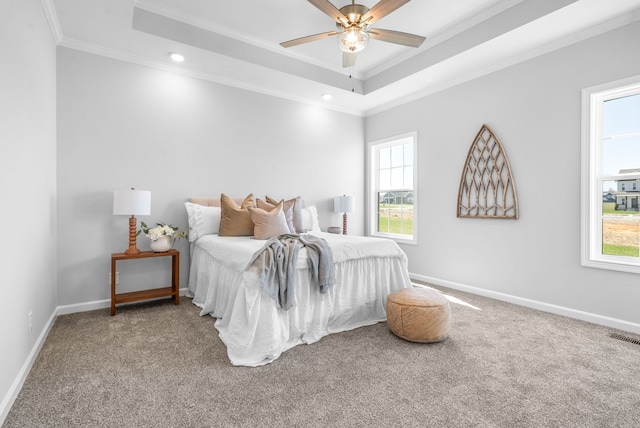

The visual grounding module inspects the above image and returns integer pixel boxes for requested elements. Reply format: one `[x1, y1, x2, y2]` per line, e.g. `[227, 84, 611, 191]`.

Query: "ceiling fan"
[280, 0, 426, 68]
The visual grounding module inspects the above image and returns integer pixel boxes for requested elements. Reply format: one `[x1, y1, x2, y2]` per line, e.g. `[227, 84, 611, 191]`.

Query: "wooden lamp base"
[124, 215, 141, 255]
[342, 213, 348, 235]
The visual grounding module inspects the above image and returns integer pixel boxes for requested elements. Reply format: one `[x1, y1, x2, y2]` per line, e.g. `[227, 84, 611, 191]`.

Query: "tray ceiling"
[49, 0, 640, 115]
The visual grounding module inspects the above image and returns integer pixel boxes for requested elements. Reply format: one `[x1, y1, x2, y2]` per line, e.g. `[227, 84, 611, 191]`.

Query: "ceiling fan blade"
[342, 52, 357, 68]
[280, 31, 339, 48]
[308, 0, 349, 25]
[361, 0, 411, 26]
[368, 28, 425, 47]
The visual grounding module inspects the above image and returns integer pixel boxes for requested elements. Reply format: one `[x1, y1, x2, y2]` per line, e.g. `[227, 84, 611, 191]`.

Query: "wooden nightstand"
[110, 250, 180, 316]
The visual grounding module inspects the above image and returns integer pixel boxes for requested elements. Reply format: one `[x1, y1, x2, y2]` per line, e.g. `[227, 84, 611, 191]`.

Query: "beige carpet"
[4, 284, 640, 427]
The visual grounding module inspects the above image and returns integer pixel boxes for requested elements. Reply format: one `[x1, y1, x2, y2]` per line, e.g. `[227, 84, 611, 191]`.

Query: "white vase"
[150, 235, 172, 252]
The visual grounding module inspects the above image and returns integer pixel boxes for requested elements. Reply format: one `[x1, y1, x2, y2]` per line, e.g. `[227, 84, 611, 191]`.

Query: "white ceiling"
[48, 0, 640, 116]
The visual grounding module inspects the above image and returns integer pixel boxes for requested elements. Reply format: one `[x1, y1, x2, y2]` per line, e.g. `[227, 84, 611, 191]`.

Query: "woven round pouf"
[386, 287, 451, 343]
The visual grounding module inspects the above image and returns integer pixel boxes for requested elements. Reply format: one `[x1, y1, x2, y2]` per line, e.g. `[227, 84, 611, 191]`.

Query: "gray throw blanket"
[246, 234, 335, 310]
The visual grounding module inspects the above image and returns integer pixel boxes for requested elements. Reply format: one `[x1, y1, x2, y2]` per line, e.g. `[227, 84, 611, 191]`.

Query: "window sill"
[370, 232, 417, 246]
[581, 258, 640, 275]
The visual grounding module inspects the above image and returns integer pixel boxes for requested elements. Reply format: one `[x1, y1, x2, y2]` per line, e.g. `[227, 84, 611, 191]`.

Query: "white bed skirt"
[187, 237, 411, 366]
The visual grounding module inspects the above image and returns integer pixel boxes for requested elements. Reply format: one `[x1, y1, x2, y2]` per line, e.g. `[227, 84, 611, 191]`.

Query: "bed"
[185, 195, 412, 366]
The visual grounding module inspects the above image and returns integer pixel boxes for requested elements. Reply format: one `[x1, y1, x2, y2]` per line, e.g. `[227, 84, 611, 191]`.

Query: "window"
[582, 76, 640, 273]
[367, 132, 417, 244]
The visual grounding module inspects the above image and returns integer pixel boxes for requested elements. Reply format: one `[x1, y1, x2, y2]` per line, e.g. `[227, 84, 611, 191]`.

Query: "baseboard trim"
[0, 308, 57, 425]
[410, 273, 640, 335]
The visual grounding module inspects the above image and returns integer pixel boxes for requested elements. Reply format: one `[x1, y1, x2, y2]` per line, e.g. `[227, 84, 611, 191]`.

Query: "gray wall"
[366, 22, 640, 329]
[56, 47, 365, 306]
[0, 0, 57, 418]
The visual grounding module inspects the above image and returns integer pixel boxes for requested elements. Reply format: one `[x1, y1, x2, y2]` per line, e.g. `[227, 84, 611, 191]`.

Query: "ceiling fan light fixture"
[338, 27, 369, 53]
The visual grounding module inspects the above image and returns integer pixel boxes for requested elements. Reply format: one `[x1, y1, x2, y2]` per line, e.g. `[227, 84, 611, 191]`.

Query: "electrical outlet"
[28, 310, 33, 335]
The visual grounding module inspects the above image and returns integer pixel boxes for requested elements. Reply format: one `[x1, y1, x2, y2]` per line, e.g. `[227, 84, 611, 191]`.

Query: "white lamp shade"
[113, 189, 151, 216]
[334, 195, 355, 213]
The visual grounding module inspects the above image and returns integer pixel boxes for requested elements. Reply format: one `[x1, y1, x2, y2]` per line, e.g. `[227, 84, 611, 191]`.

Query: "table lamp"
[334, 195, 354, 235]
[113, 188, 151, 254]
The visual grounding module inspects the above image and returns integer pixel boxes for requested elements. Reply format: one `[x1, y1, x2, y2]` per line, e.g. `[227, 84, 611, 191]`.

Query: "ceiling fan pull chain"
[350, 66, 355, 92]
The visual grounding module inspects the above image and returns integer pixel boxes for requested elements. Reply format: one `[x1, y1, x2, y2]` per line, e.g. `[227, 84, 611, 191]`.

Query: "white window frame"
[581, 75, 640, 274]
[367, 131, 418, 245]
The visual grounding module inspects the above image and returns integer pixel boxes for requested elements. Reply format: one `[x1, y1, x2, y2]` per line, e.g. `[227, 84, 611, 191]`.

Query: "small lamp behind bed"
[113, 188, 151, 255]
[334, 195, 354, 235]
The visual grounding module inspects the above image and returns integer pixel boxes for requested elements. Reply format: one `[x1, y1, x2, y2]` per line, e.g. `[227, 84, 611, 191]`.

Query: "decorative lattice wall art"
[457, 124, 519, 219]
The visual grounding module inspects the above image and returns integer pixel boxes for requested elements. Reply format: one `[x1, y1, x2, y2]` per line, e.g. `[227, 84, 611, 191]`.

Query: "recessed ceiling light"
[169, 52, 185, 62]
[322, 93, 332, 100]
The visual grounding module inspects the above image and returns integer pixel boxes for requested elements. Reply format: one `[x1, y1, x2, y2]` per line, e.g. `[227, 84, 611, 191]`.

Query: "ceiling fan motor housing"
[336, 4, 369, 29]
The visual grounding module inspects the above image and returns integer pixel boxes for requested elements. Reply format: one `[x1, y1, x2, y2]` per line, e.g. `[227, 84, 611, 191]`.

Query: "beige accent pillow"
[219, 193, 255, 236]
[257, 198, 296, 234]
[266, 195, 303, 233]
[250, 200, 290, 240]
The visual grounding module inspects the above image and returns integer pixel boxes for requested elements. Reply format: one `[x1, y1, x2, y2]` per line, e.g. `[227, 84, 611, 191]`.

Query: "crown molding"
[40, 0, 63, 43]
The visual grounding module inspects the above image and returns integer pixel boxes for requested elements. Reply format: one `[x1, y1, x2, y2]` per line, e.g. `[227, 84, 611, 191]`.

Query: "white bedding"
[187, 231, 412, 366]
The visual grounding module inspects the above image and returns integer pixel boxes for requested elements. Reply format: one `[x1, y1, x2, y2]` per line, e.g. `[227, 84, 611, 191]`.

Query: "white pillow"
[184, 202, 222, 242]
[301, 205, 321, 232]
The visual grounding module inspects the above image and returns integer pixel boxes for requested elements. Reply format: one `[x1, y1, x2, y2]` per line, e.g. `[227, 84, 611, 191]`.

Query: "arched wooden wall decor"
[457, 124, 519, 219]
